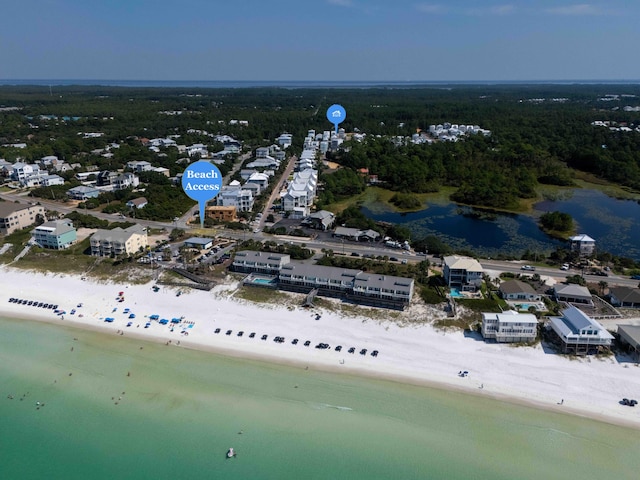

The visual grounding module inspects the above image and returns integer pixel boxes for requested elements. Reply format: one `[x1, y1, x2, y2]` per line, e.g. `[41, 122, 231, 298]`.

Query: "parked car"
[560, 263, 570, 271]
[631, 275, 640, 280]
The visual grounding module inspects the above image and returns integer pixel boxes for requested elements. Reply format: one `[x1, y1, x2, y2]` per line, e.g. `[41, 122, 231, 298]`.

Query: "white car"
[521, 265, 536, 271]
[560, 264, 570, 271]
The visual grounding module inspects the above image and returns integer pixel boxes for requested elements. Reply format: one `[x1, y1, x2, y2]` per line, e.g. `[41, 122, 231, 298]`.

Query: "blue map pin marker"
[181, 161, 223, 228]
[326, 104, 346, 133]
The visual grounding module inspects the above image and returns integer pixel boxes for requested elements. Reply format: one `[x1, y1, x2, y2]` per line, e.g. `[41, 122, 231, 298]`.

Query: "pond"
[360, 189, 640, 260]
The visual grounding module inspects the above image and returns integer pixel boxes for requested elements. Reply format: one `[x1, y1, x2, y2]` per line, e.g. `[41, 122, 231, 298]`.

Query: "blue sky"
[2, 1, 638, 81]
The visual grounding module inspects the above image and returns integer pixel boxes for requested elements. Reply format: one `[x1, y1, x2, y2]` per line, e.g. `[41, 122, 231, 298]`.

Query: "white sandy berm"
[2, 266, 640, 429]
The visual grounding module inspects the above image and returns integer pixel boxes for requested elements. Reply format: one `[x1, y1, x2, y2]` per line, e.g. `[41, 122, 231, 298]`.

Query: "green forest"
[1, 84, 640, 258]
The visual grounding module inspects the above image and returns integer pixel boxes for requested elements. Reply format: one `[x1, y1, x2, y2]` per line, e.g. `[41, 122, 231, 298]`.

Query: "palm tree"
[598, 280, 608, 296]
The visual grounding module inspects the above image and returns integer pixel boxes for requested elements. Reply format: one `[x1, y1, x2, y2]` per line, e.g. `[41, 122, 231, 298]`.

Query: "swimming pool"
[252, 278, 275, 285]
[449, 288, 464, 298]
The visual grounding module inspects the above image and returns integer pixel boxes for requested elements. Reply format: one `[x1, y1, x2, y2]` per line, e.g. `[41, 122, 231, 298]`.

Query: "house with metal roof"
[67, 185, 100, 200]
[569, 234, 596, 256]
[548, 306, 613, 354]
[609, 286, 640, 308]
[183, 237, 214, 250]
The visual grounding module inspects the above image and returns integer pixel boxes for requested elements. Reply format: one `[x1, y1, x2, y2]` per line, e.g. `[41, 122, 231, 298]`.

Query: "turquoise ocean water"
[2, 315, 639, 480]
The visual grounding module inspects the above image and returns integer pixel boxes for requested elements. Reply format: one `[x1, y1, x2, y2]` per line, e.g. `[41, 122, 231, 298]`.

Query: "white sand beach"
[2, 266, 640, 429]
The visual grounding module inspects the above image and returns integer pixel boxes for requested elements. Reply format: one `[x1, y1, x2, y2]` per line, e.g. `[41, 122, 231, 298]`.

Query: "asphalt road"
[2, 190, 639, 287]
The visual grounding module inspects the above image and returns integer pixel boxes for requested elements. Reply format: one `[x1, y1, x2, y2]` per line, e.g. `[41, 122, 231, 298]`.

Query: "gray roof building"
[609, 287, 640, 308]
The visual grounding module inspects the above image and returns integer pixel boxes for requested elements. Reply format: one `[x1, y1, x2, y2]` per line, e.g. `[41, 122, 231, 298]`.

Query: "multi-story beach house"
[90, 224, 148, 257]
[442, 255, 484, 292]
[569, 234, 596, 257]
[0, 203, 45, 235]
[548, 306, 613, 354]
[216, 184, 254, 212]
[481, 310, 538, 343]
[32, 218, 77, 250]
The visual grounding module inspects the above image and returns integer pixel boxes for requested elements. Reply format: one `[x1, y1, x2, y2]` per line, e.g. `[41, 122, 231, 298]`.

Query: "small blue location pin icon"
[181, 161, 223, 228]
[326, 104, 346, 133]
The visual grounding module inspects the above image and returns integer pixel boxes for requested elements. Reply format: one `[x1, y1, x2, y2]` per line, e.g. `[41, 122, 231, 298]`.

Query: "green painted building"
[32, 219, 77, 250]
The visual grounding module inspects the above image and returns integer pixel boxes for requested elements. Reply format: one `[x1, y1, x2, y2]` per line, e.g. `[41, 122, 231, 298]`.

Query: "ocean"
[2, 315, 639, 480]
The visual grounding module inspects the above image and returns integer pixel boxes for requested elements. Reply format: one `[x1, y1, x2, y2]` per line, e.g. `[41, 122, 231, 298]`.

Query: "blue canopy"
[149, 314, 160, 320]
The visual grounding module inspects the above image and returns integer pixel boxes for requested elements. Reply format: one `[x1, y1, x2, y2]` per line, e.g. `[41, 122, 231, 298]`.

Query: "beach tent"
[129, 314, 136, 319]
[105, 317, 115, 323]
[149, 314, 160, 320]
[159, 319, 169, 325]
[171, 318, 181, 324]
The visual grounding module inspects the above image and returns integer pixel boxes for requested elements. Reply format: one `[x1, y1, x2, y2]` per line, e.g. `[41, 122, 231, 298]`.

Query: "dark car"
[348, 347, 355, 354]
[350, 252, 360, 257]
[214, 328, 221, 333]
[335, 345, 342, 352]
[631, 275, 640, 280]
[292, 338, 299, 345]
[249, 332, 256, 338]
[594, 271, 608, 277]
[261, 334, 268, 340]
[304, 340, 311, 346]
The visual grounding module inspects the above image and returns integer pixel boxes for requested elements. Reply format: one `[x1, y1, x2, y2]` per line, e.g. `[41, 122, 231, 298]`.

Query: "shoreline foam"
[2, 266, 640, 430]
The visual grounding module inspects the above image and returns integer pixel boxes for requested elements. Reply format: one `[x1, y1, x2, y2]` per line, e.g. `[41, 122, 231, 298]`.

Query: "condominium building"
[90, 224, 148, 257]
[0, 203, 45, 235]
[231, 251, 414, 309]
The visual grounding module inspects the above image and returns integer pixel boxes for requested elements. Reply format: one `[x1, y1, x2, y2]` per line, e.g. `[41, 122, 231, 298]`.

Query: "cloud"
[464, 4, 515, 16]
[490, 4, 515, 15]
[327, 0, 354, 7]
[415, 4, 446, 14]
[416, 4, 515, 16]
[545, 4, 600, 15]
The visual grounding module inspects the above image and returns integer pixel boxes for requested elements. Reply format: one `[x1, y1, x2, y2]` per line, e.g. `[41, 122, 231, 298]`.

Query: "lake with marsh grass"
[361, 189, 640, 260]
